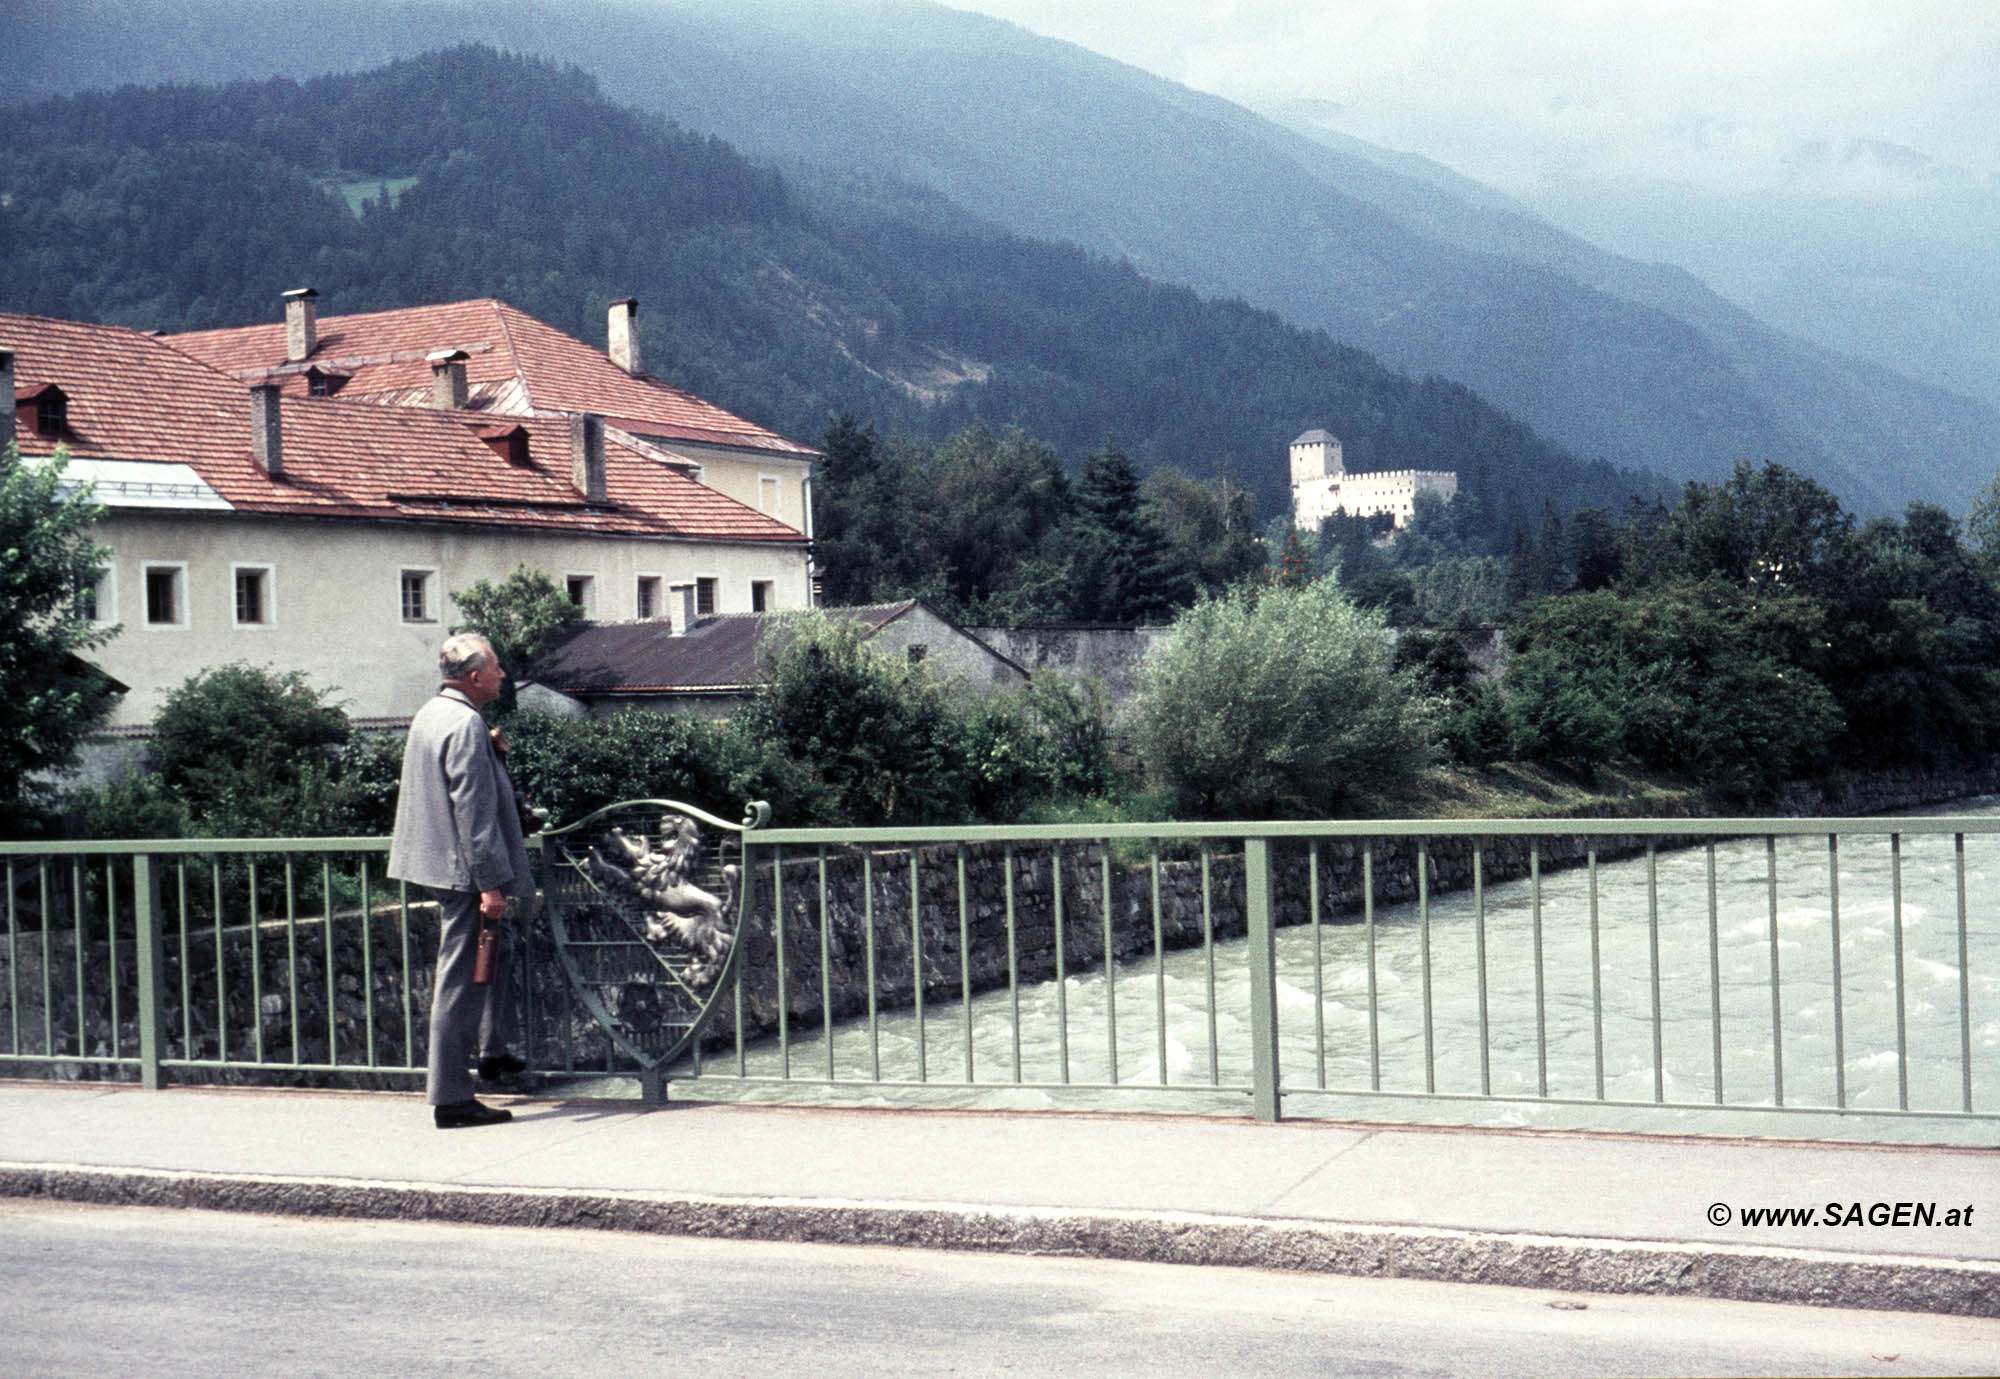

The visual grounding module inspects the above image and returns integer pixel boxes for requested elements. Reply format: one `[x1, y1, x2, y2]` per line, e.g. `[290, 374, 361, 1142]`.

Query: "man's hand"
[479, 888, 507, 920]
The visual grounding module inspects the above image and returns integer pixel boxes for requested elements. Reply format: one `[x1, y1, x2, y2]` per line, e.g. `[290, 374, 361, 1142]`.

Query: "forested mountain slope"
[3, 0, 1992, 514]
[0, 47, 1643, 527]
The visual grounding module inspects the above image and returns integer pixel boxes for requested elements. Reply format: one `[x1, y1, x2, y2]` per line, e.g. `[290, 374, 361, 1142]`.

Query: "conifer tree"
[1069, 439, 1192, 621]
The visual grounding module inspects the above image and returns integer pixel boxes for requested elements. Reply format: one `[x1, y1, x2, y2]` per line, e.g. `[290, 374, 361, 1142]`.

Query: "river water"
[685, 803, 2000, 1143]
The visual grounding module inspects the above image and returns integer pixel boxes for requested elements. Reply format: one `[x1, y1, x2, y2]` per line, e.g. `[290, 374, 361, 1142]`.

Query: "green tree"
[1131, 582, 1435, 818]
[0, 444, 120, 829]
[1503, 580, 1841, 798]
[904, 424, 1076, 622]
[450, 565, 582, 714]
[499, 710, 750, 828]
[812, 410, 915, 606]
[1814, 505, 2000, 768]
[1964, 472, 2000, 568]
[1066, 438, 1192, 622]
[1319, 509, 1391, 584]
[1633, 461, 1852, 593]
[733, 613, 971, 825]
[148, 662, 366, 835]
[962, 673, 1120, 818]
[1140, 463, 1265, 596]
[1406, 556, 1508, 627]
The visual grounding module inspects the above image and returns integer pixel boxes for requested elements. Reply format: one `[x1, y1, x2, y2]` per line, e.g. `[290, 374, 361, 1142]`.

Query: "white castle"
[1289, 429, 1457, 532]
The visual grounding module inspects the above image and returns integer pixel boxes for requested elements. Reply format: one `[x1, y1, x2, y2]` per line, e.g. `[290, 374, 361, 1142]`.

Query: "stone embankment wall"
[10, 761, 2000, 1083]
[705, 831, 1609, 1048]
[1, 895, 438, 1086]
[704, 760, 2000, 1048]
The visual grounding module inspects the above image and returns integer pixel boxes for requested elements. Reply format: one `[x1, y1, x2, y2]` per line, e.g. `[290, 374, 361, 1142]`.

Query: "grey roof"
[539, 600, 926, 695]
[1292, 428, 1338, 445]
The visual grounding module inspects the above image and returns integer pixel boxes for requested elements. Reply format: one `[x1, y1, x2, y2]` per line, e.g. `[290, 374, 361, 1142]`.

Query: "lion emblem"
[583, 813, 736, 986]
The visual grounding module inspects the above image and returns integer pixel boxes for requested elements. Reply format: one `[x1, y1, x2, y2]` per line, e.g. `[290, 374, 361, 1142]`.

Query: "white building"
[2, 302, 814, 730]
[1289, 428, 1457, 531]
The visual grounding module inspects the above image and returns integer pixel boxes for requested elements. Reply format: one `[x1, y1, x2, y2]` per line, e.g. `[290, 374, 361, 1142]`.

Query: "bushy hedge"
[498, 710, 749, 830]
[502, 615, 1125, 829]
[1500, 579, 1841, 799]
[65, 664, 402, 839]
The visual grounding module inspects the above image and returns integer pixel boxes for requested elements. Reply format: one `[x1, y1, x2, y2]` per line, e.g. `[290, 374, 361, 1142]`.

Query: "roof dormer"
[18, 381, 67, 438]
[304, 365, 350, 398]
[473, 421, 531, 467]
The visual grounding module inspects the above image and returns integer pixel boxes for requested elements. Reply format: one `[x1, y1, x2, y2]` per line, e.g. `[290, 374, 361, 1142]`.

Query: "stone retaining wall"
[10, 760, 2000, 1082]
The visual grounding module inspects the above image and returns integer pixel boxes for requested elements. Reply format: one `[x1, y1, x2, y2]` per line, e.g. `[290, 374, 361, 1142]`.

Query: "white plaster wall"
[864, 607, 1028, 697]
[646, 439, 814, 535]
[87, 510, 811, 726]
[1293, 470, 1458, 530]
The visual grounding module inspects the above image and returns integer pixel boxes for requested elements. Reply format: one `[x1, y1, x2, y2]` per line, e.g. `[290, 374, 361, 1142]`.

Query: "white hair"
[438, 633, 496, 681]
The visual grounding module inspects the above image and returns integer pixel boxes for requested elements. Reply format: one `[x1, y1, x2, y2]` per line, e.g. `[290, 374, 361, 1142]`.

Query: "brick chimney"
[427, 349, 469, 409]
[608, 298, 640, 374]
[570, 412, 607, 502]
[283, 288, 319, 362]
[672, 583, 697, 635]
[250, 382, 284, 476]
[0, 348, 14, 445]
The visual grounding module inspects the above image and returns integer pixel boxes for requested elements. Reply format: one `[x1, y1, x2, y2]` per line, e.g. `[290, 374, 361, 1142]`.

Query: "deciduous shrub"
[733, 613, 972, 826]
[498, 710, 749, 829]
[963, 673, 1121, 819]
[1130, 582, 1436, 818]
[65, 664, 397, 838]
[1502, 579, 1841, 799]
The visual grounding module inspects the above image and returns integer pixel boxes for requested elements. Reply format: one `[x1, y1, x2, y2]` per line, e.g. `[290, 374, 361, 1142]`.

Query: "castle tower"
[1289, 428, 1344, 485]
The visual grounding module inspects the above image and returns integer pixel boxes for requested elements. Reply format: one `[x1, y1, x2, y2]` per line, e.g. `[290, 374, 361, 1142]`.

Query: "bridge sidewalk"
[1, 1082, 1994, 1315]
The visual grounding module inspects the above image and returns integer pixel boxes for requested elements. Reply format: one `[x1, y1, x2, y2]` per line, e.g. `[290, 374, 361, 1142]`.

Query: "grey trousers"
[425, 887, 517, 1106]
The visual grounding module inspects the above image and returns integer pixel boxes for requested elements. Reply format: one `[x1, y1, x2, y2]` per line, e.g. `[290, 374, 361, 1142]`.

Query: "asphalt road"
[3, 1201, 1996, 1378]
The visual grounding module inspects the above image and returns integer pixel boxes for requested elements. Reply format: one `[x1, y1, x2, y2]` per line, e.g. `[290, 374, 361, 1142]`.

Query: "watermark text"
[1708, 1201, 1976, 1228]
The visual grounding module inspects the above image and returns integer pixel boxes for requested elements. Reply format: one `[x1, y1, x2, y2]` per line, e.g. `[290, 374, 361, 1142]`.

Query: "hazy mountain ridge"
[2, 0, 1993, 513]
[0, 46, 1643, 528]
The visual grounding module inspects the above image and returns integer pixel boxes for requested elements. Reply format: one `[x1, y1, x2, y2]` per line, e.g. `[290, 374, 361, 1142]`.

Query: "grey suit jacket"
[387, 687, 532, 897]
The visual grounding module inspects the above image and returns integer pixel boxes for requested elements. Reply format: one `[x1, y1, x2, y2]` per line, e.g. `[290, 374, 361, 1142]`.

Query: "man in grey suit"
[388, 632, 535, 1129]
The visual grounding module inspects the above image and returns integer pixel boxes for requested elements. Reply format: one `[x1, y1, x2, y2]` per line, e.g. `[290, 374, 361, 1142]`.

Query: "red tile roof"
[1, 310, 806, 544]
[168, 298, 817, 458]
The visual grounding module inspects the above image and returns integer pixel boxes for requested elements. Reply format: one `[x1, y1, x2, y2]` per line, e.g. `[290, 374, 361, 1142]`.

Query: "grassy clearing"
[323, 175, 419, 217]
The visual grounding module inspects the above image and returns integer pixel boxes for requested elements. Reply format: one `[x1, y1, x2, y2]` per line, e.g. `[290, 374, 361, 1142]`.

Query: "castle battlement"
[1293, 468, 1456, 485]
[1289, 428, 1457, 531]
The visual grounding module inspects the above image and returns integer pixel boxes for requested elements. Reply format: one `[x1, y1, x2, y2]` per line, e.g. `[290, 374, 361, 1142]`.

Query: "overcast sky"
[941, 0, 2000, 200]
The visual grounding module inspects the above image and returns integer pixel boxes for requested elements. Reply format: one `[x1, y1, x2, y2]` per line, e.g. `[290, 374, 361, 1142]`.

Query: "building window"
[751, 579, 772, 613]
[233, 565, 273, 627]
[695, 577, 717, 616]
[400, 569, 434, 623]
[636, 575, 661, 620]
[758, 474, 781, 518]
[78, 566, 114, 624]
[565, 574, 595, 617]
[907, 644, 928, 664]
[35, 390, 68, 437]
[305, 368, 346, 398]
[143, 564, 186, 628]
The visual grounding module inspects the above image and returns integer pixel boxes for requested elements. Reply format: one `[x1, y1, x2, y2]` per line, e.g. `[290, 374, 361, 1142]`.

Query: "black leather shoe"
[477, 1053, 527, 1081]
[434, 1098, 512, 1129]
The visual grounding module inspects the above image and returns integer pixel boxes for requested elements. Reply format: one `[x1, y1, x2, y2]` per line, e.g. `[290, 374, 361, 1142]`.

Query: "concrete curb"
[5, 1161, 1997, 1317]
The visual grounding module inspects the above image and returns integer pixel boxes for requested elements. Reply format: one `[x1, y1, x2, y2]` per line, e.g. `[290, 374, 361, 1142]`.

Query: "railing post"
[1244, 837, 1282, 1123]
[133, 854, 166, 1090]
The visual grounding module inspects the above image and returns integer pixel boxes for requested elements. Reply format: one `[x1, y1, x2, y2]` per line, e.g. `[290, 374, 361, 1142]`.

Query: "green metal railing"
[689, 815, 1998, 1132]
[1, 838, 413, 1087]
[3, 815, 1996, 1137]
